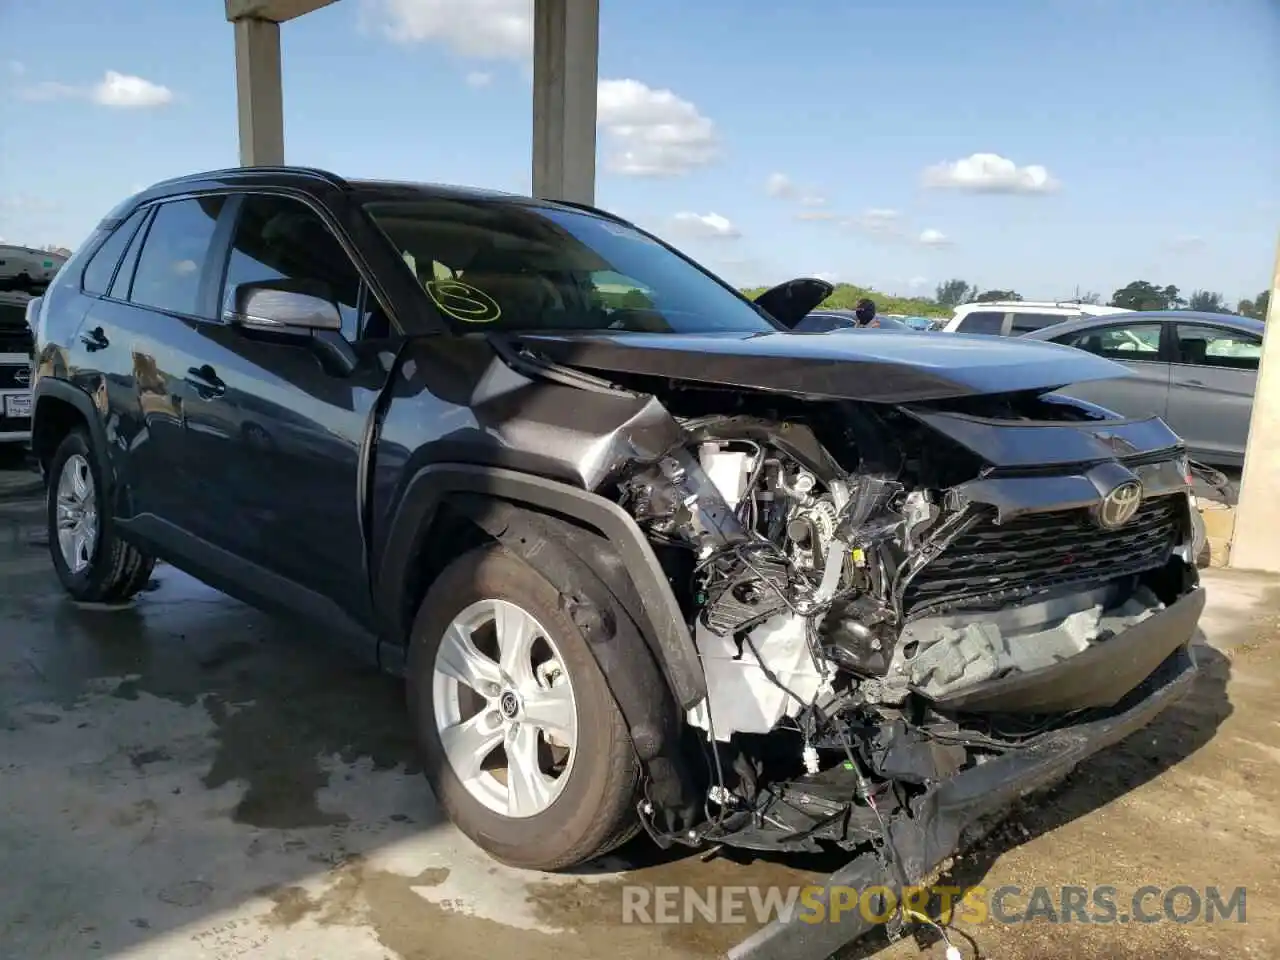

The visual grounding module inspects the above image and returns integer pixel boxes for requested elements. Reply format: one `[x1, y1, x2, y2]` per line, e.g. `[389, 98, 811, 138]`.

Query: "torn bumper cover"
[727, 589, 1203, 960]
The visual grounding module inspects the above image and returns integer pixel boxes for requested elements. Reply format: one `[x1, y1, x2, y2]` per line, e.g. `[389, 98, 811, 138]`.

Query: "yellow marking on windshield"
[424, 279, 502, 324]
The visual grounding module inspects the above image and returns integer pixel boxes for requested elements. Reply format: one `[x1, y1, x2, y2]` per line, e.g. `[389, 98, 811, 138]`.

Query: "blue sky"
[1, 0, 1277, 304]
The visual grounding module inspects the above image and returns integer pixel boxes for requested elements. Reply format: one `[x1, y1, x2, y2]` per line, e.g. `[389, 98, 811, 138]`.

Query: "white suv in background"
[0, 291, 35, 446]
[943, 300, 1130, 337]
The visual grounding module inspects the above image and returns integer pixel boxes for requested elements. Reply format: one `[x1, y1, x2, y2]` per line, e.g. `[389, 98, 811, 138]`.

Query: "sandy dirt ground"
[1, 463, 1276, 960]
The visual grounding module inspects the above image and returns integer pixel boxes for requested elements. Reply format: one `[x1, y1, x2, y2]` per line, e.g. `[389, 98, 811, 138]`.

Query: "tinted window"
[795, 313, 854, 332]
[130, 197, 226, 316]
[956, 311, 1005, 335]
[1174, 324, 1261, 371]
[364, 199, 774, 334]
[109, 208, 153, 301]
[1058, 322, 1163, 361]
[81, 210, 147, 296]
[1009, 312, 1066, 334]
[221, 194, 363, 338]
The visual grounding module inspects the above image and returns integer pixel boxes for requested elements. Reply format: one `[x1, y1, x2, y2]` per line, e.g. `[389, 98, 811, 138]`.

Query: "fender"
[374, 463, 707, 711]
[31, 376, 115, 499]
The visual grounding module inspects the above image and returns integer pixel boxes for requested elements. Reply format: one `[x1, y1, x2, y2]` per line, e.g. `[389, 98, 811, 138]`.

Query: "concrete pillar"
[1228, 234, 1280, 571]
[232, 17, 284, 166]
[532, 0, 599, 204]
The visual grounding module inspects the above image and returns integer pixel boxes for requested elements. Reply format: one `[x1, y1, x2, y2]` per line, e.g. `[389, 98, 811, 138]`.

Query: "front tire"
[47, 428, 155, 603]
[407, 544, 641, 870]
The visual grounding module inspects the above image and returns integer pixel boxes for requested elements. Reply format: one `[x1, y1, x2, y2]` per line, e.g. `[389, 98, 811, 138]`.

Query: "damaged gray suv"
[28, 167, 1205, 960]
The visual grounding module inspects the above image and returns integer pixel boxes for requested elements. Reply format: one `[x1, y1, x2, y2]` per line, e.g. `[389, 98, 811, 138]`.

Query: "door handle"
[185, 364, 226, 398]
[80, 326, 109, 352]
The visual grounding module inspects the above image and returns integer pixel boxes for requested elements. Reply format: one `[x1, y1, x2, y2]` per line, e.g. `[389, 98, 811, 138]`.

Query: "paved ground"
[1, 461, 1277, 960]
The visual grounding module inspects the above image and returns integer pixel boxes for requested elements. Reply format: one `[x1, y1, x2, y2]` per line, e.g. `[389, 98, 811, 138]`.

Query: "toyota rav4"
[28, 167, 1205, 960]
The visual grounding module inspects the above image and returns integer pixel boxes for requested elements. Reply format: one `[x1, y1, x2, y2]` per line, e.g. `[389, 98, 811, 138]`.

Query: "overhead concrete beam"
[532, 0, 599, 205]
[225, 0, 336, 22]
[232, 17, 285, 166]
[1228, 233, 1280, 572]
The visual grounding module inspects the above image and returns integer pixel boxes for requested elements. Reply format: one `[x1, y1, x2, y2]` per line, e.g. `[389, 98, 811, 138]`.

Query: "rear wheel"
[407, 544, 641, 870]
[46, 429, 155, 603]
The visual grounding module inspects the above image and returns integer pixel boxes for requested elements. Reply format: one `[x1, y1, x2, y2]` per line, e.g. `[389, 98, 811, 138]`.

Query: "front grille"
[904, 494, 1184, 616]
[0, 364, 31, 389]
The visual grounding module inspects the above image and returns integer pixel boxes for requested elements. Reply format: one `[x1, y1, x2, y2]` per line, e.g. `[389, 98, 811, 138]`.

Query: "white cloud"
[670, 211, 740, 240]
[767, 172, 825, 207]
[374, 0, 533, 59]
[466, 70, 494, 88]
[1168, 234, 1206, 252]
[907, 276, 930, 290]
[92, 71, 173, 108]
[919, 228, 951, 246]
[844, 208, 903, 236]
[597, 79, 718, 177]
[922, 152, 1059, 194]
[795, 211, 838, 222]
[766, 173, 795, 198]
[18, 71, 172, 108]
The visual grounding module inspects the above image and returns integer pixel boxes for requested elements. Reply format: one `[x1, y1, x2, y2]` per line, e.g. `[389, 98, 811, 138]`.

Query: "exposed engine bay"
[612, 400, 1200, 856]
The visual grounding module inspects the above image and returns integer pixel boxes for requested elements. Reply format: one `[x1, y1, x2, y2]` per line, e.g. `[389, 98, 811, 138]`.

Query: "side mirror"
[225, 279, 342, 334]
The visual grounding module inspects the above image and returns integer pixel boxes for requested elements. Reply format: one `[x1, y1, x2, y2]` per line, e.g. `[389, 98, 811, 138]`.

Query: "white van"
[0, 291, 35, 445]
[0, 244, 67, 290]
[942, 300, 1130, 337]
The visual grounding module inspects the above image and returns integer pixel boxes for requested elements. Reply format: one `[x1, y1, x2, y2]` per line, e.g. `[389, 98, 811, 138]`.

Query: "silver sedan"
[1021, 310, 1263, 467]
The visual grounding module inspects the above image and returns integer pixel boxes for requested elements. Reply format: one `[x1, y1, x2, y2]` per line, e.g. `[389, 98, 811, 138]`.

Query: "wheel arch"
[375, 464, 706, 713]
[32, 379, 110, 490]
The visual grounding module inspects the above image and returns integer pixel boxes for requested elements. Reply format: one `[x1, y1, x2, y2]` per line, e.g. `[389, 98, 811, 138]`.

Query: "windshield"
[363, 199, 776, 334]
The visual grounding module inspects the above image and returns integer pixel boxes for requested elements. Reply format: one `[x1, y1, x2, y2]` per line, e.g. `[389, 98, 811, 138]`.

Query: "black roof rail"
[144, 165, 350, 192]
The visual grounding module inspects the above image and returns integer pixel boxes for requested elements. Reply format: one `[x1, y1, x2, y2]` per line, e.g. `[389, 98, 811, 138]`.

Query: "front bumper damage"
[727, 590, 1203, 960]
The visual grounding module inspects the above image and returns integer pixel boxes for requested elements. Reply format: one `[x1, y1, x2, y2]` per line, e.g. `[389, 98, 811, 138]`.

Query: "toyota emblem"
[1095, 480, 1143, 529]
[14, 368, 31, 386]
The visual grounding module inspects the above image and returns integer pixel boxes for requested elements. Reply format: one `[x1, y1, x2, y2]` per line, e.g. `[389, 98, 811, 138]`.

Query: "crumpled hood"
[514, 329, 1132, 403]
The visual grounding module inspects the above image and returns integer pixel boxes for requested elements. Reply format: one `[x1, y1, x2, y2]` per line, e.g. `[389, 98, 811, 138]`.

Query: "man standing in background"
[854, 298, 880, 327]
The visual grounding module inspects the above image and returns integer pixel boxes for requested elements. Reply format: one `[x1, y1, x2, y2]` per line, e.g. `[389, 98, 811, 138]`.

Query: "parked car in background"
[900, 315, 934, 331]
[794, 309, 915, 332]
[0, 244, 67, 292]
[0, 291, 35, 446]
[1021, 310, 1263, 467]
[943, 300, 1130, 337]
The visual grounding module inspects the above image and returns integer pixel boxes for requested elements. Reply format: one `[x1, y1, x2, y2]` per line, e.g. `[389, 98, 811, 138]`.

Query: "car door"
[1047, 319, 1172, 421]
[75, 196, 229, 525]
[1164, 323, 1259, 465]
[178, 190, 393, 626]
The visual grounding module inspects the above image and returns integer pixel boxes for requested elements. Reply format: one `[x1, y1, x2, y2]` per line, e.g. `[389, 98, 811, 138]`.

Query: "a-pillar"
[1229, 234, 1280, 571]
[532, 0, 600, 204]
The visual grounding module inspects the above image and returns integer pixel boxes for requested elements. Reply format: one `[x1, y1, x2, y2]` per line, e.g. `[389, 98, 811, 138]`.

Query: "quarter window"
[1058, 323, 1163, 361]
[956, 311, 1005, 335]
[81, 209, 148, 296]
[130, 196, 226, 316]
[1174, 324, 1261, 371]
[221, 194, 363, 339]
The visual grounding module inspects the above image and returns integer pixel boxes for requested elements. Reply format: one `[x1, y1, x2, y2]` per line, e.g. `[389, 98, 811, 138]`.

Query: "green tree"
[935, 278, 972, 308]
[974, 289, 1021, 303]
[1187, 290, 1226, 313]
[1237, 290, 1271, 321]
[740, 282, 949, 318]
[1111, 280, 1179, 311]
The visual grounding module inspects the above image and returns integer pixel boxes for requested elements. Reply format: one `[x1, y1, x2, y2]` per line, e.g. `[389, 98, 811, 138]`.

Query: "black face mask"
[855, 308, 875, 324]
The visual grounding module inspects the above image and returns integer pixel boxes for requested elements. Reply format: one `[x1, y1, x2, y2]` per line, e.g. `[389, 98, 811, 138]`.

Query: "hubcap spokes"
[432, 598, 578, 819]
[55, 454, 97, 575]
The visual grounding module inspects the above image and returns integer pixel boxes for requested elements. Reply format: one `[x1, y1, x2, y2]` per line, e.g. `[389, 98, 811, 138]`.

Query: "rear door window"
[1008, 312, 1067, 334]
[81, 209, 148, 296]
[956, 311, 1005, 335]
[1057, 322, 1164, 361]
[1173, 324, 1261, 371]
[129, 196, 226, 317]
